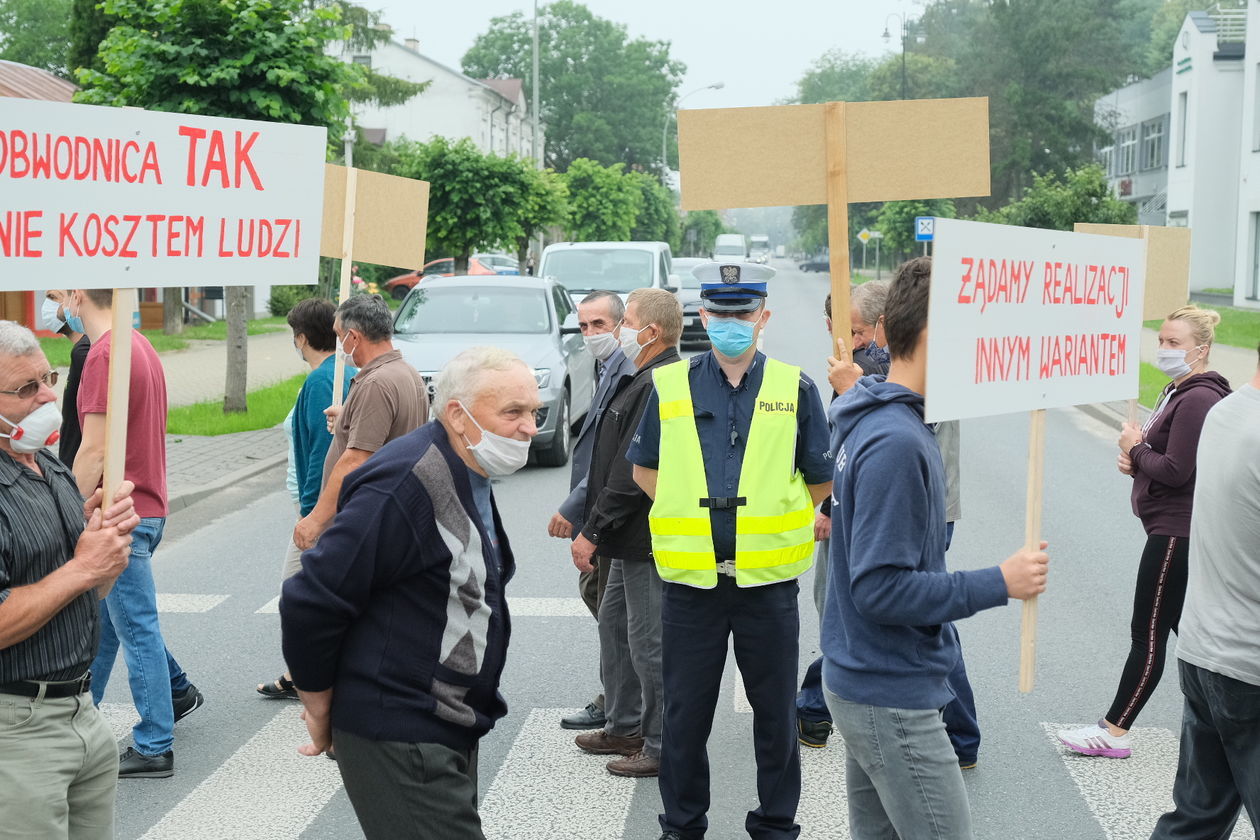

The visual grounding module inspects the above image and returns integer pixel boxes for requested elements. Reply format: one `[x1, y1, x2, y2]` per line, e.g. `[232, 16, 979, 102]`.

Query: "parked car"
[392, 275, 595, 467]
[799, 256, 830, 272]
[475, 253, 522, 275]
[712, 233, 748, 261]
[383, 255, 505, 300]
[671, 257, 712, 348]
[539, 241, 678, 306]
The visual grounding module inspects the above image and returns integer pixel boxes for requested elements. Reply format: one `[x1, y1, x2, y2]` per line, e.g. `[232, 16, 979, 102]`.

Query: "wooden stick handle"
[99, 287, 137, 599]
[1127, 398, 1138, 427]
[824, 102, 852, 357]
[331, 166, 358, 409]
[1019, 408, 1047, 693]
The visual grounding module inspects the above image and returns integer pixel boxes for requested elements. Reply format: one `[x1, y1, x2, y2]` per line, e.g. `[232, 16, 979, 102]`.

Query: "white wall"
[1096, 69, 1172, 224]
[1232, 8, 1260, 308]
[1167, 16, 1244, 293]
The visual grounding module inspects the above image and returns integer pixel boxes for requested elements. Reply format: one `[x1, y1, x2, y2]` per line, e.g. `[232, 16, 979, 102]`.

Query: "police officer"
[628, 263, 833, 840]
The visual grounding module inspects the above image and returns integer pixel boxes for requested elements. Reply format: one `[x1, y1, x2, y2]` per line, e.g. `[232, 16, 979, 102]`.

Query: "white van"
[712, 233, 748, 261]
[540, 241, 678, 304]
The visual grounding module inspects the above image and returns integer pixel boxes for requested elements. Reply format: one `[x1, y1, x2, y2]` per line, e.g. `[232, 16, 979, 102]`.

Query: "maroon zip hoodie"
[1130, 370, 1232, 537]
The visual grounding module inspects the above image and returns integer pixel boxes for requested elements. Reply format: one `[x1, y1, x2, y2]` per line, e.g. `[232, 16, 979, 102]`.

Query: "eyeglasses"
[0, 370, 58, 399]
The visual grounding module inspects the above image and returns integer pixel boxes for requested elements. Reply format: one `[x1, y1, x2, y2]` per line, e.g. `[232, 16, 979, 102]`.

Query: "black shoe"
[172, 684, 204, 723]
[798, 717, 832, 748]
[560, 702, 606, 730]
[118, 746, 174, 779]
[958, 757, 978, 770]
[658, 833, 684, 840]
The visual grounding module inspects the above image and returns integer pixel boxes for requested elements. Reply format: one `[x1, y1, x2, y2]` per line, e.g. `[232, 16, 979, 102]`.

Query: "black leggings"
[1106, 534, 1190, 729]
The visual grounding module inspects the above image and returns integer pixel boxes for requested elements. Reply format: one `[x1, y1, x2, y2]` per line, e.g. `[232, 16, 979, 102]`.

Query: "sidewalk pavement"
[166, 427, 289, 512]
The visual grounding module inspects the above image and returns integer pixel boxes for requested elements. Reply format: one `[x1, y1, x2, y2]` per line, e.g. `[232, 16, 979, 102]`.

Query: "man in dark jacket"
[281, 346, 541, 840]
[570, 288, 682, 778]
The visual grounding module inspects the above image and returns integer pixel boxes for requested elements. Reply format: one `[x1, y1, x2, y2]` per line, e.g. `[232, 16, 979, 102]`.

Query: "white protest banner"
[925, 218, 1147, 424]
[0, 98, 327, 290]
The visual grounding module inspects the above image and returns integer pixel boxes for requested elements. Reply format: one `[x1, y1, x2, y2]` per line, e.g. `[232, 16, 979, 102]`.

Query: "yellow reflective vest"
[647, 357, 815, 589]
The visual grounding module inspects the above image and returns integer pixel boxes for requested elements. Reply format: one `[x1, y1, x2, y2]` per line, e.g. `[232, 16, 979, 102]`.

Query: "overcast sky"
[369, 0, 919, 110]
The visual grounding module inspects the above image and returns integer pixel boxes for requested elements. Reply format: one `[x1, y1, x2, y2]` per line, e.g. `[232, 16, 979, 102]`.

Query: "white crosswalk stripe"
[798, 741, 849, 839]
[1043, 723, 1256, 840]
[155, 593, 229, 613]
[509, 597, 591, 617]
[479, 707, 639, 839]
[254, 595, 280, 614]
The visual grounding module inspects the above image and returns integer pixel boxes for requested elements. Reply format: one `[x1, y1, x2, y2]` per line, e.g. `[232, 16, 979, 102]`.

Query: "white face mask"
[0, 402, 62, 453]
[584, 330, 619, 362]
[41, 298, 65, 333]
[1155, 346, 1205, 379]
[618, 325, 655, 364]
[457, 401, 531, 476]
[336, 334, 357, 367]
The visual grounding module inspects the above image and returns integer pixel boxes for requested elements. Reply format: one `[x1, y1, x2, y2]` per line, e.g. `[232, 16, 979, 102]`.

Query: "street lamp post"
[662, 82, 724, 173]
[532, 0, 542, 169]
[883, 13, 909, 100]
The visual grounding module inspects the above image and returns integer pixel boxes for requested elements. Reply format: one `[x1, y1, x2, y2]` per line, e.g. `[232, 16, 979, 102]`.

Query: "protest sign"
[677, 98, 989, 359]
[925, 218, 1147, 424]
[0, 98, 327, 289]
[926, 217, 1147, 690]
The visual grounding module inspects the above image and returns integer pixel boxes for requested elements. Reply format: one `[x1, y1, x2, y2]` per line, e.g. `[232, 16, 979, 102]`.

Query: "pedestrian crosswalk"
[164, 594, 593, 617]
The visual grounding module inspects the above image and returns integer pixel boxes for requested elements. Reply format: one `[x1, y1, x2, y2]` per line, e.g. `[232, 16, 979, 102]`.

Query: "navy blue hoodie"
[822, 377, 1008, 710]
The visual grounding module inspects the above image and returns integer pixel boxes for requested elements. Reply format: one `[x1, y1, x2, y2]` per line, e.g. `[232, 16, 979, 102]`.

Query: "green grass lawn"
[42, 317, 290, 364]
[38, 337, 74, 368]
[1144, 304, 1260, 350]
[1139, 362, 1168, 408]
[166, 374, 306, 436]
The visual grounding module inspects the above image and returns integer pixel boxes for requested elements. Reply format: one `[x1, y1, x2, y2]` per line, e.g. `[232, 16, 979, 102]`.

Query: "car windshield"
[672, 260, 706, 288]
[394, 286, 551, 334]
[544, 248, 654, 294]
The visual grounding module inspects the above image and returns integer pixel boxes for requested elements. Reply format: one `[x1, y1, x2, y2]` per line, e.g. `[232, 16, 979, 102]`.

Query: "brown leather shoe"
[575, 730, 644, 756]
[607, 750, 660, 778]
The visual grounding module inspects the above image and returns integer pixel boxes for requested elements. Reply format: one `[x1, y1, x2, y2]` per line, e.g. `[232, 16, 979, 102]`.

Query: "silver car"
[391, 275, 595, 468]
[672, 257, 712, 348]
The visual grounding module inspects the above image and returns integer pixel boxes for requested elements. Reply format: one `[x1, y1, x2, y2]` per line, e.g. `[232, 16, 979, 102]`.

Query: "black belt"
[699, 496, 746, 510]
[0, 673, 91, 699]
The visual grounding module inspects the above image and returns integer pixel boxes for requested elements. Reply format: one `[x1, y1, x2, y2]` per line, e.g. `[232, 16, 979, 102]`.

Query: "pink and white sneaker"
[1057, 721, 1132, 758]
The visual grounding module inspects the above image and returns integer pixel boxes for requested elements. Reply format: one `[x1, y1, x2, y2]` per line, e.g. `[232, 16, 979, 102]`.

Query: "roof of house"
[479, 78, 524, 104]
[388, 41, 523, 109]
[0, 60, 77, 102]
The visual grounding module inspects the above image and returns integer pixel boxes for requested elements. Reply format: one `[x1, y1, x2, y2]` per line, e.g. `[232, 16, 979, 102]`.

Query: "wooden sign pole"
[1018, 408, 1047, 692]
[330, 166, 358, 409]
[824, 102, 853, 357]
[99, 287, 136, 597]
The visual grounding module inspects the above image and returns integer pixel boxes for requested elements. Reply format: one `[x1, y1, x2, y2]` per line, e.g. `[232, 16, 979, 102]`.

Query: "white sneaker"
[1057, 721, 1132, 758]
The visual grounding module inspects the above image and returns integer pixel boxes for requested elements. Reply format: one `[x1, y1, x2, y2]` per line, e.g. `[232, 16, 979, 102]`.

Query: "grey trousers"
[825, 687, 974, 840]
[334, 728, 482, 840]
[598, 556, 665, 757]
[0, 690, 117, 840]
[579, 556, 612, 710]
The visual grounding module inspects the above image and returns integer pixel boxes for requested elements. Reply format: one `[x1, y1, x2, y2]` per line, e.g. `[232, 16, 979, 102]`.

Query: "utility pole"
[532, 0, 543, 272]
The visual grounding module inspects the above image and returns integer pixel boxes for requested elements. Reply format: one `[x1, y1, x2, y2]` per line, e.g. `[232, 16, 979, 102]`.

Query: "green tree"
[0, 0, 72, 75]
[867, 53, 965, 101]
[680, 210, 724, 256]
[393, 137, 536, 272]
[68, 0, 111, 73]
[514, 165, 568, 266]
[972, 164, 1137, 230]
[876, 199, 956, 258]
[561, 158, 642, 241]
[795, 49, 876, 103]
[75, 0, 364, 414]
[461, 1, 685, 171]
[628, 172, 680, 248]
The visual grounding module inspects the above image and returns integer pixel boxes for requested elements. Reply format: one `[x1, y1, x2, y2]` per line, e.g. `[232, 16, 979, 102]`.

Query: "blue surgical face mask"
[706, 315, 757, 358]
[64, 296, 85, 335]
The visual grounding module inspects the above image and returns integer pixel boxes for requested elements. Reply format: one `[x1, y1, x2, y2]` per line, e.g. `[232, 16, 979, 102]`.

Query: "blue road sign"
[915, 216, 935, 242]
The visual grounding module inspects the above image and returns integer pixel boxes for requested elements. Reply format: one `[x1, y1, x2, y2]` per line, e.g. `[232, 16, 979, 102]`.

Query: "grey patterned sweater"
[281, 421, 514, 751]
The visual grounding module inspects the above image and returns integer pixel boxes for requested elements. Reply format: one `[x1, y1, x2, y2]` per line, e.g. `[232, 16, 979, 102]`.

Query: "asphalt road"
[104, 261, 1254, 839]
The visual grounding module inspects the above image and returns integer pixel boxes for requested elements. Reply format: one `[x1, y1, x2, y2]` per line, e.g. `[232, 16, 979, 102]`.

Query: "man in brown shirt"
[293, 295, 428, 550]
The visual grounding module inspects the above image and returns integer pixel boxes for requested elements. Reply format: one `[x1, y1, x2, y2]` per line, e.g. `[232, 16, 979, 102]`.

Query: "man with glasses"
[67, 289, 203, 779]
[0, 319, 140, 837]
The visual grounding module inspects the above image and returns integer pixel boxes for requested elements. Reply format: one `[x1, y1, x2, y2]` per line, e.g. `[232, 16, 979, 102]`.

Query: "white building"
[338, 37, 541, 159]
[1233, 3, 1260, 306]
[1096, 69, 1172, 226]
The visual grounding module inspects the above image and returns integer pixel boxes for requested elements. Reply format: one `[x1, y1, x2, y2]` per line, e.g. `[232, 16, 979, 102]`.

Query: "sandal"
[256, 674, 298, 700]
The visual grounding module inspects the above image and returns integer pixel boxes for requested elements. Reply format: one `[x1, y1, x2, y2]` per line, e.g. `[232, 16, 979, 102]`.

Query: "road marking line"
[156, 593, 229, 613]
[98, 702, 136, 743]
[479, 707, 637, 839]
[1041, 723, 1255, 840]
[255, 595, 280, 614]
[509, 597, 591, 617]
[798, 739, 849, 839]
[139, 706, 343, 840]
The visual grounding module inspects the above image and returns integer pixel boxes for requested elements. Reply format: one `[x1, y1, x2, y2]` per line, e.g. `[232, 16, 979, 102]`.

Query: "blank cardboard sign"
[1073, 224, 1191, 320]
[677, 98, 990, 210]
[321, 164, 429, 269]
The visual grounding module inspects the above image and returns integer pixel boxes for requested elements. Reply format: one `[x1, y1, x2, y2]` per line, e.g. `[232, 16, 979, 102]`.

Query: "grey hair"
[852, 281, 890, 327]
[580, 290, 625, 323]
[336, 294, 394, 342]
[0, 321, 41, 358]
[434, 346, 530, 421]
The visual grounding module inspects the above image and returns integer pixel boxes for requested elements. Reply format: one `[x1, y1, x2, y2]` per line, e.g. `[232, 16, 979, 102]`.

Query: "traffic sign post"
[916, 215, 935, 256]
[858, 228, 871, 270]
[871, 230, 884, 281]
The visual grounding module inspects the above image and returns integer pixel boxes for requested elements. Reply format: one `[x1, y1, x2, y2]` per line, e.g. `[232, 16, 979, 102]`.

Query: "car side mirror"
[560, 312, 581, 335]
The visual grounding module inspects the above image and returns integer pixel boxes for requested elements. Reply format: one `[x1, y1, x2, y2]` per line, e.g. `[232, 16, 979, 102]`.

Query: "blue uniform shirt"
[627, 351, 832, 560]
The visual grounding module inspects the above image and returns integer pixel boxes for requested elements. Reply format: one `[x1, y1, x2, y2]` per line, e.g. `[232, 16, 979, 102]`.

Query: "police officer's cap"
[695, 262, 774, 314]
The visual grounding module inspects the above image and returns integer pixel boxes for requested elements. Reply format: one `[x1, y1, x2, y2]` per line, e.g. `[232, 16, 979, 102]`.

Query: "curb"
[167, 451, 288, 513]
[1075, 399, 1151, 430]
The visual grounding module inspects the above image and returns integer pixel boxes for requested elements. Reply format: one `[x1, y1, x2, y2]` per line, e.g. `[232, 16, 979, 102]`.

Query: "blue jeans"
[825, 687, 974, 840]
[90, 517, 190, 756]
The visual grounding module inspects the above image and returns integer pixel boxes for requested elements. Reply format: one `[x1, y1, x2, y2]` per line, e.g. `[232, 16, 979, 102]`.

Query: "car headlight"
[533, 368, 552, 388]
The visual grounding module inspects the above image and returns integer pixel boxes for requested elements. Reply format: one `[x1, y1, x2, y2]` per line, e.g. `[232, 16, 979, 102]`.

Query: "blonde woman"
[1059, 306, 1231, 758]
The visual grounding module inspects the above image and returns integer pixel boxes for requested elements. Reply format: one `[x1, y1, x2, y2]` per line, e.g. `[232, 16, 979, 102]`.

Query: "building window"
[351, 55, 372, 68]
[1252, 213, 1260, 299]
[1254, 65, 1260, 151]
[1141, 118, 1166, 170]
[1176, 92, 1188, 166]
[1117, 127, 1138, 175]
[1097, 145, 1114, 177]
